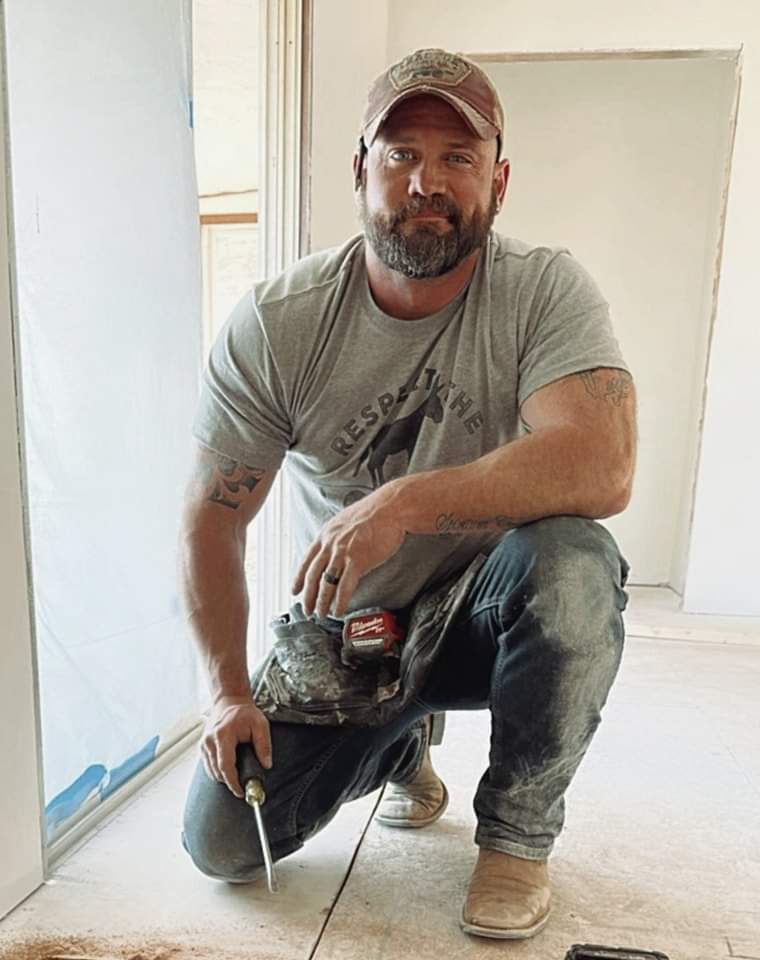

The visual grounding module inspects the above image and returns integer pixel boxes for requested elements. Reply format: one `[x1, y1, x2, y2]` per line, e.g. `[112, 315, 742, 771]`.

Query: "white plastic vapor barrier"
[5, 0, 203, 840]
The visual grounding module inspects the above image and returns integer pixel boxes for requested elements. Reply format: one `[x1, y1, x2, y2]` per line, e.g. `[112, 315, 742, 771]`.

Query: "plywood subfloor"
[0, 752, 380, 960]
[2, 590, 759, 960]
[313, 638, 760, 959]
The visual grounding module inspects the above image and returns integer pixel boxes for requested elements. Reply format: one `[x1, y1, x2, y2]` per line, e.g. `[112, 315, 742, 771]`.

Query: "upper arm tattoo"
[578, 369, 632, 407]
[198, 451, 266, 510]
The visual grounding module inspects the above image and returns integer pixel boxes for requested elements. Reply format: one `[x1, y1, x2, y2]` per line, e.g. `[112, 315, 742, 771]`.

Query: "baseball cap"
[360, 48, 505, 149]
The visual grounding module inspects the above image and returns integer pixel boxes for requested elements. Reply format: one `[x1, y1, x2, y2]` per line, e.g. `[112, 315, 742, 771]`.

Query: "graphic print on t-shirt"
[327, 328, 484, 491]
[353, 390, 444, 486]
[333, 328, 445, 489]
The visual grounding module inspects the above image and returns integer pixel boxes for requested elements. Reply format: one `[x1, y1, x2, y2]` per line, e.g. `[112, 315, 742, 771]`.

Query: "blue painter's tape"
[45, 763, 108, 834]
[43, 735, 162, 839]
[99, 735, 160, 800]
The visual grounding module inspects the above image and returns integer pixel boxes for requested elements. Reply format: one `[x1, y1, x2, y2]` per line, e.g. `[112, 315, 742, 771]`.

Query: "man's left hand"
[291, 482, 406, 619]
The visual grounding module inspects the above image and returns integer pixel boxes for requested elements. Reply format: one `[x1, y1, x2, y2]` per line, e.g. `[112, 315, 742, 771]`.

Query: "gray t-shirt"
[193, 231, 629, 611]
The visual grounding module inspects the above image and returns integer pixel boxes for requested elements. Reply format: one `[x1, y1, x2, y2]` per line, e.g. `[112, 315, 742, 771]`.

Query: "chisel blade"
[245, 779, 279, 893]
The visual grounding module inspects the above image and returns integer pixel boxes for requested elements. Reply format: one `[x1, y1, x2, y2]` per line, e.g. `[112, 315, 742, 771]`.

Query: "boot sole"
[374, 782, 449, 829]
[459, 906, 551, 940]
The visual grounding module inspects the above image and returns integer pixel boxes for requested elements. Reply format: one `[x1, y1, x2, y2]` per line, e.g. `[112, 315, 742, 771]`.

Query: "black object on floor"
[565, 946, 670, 960]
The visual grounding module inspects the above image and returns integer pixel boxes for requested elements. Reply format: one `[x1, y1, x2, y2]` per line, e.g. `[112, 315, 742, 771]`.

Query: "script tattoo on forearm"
[579, 369, 632, 407]
[435, 513, 517, 535]
[203, 454, 265, 510]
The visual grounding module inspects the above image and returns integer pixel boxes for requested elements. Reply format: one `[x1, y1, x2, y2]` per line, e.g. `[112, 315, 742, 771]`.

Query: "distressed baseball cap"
[361, 48, 504, 148]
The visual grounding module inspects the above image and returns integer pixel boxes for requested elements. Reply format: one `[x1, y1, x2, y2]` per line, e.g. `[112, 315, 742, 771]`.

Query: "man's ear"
[494, 159, 510, 211]
[353, 140, 367, 191]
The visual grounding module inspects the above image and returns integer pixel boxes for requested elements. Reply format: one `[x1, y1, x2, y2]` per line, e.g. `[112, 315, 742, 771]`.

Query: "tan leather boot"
[461, 848, 551, 939]
[374, 719, 448, 828]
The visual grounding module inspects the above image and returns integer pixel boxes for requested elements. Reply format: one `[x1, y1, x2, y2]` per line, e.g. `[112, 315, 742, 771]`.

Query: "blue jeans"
[182, 516, 629, 879]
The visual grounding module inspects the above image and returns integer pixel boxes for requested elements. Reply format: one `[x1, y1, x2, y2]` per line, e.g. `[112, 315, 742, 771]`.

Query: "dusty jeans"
[182, 516, 629, 879]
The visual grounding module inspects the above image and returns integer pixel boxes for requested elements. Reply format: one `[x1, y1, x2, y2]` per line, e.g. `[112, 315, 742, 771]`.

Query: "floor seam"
[307, 786, 385, 960]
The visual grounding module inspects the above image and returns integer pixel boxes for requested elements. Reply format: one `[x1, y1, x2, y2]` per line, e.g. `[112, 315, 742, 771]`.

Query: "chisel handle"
[236, 741, 267, 795]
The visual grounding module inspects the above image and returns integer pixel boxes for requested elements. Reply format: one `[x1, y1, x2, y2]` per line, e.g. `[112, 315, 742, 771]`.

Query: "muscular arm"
[180, 444, 278, 792]
[295, 368, 637, 617]
[393, 367, 637, 535]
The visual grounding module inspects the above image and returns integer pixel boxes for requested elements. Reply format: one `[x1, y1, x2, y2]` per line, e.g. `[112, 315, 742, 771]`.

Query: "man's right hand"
[201, 695, 273, 798]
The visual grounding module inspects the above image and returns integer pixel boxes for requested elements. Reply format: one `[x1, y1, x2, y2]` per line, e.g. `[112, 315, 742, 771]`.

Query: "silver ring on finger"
[322, 568, 342, 587]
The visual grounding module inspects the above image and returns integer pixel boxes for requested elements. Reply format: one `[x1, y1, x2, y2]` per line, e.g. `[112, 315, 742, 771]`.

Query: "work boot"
[374, 717, 448, 828]
[460, 849, 551, 939]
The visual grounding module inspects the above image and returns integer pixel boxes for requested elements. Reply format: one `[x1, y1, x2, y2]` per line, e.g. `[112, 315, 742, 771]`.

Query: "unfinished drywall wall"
[483, 55, 736, 589]
[310, 0, 758, 615]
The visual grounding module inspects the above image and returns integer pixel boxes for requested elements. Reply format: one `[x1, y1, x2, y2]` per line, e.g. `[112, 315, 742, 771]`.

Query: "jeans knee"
[182, 825, 265, 883]
[496, 517, 627, 658]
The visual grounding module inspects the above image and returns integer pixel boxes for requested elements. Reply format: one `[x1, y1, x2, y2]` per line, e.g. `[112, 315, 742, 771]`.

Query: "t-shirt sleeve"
[517, 251, 629, 409]
[192, 290, 291, 469]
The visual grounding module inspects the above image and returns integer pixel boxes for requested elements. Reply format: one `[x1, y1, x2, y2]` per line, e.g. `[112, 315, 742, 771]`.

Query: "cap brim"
[363, 87, 499, 146]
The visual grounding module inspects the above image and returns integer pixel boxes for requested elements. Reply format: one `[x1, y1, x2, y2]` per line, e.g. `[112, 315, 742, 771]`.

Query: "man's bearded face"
[359, 187, 499, 280]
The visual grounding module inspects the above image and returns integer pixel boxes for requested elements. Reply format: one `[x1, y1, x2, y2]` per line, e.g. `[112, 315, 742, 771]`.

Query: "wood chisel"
[564, 946, 669, 959]
[236, 743, 279, 893]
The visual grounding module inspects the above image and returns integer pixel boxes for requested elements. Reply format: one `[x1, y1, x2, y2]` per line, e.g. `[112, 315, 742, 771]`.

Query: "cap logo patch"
[389, 49, 471, 92]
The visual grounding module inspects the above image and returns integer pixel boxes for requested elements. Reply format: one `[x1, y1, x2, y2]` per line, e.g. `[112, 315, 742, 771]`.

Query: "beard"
[359, 188, 499, 279]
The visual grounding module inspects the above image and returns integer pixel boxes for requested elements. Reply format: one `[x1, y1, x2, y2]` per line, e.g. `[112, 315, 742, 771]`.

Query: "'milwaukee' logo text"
[330, 367, 483, 457]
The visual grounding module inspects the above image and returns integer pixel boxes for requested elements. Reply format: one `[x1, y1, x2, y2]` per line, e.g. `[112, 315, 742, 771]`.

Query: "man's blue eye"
[390, 149, 413, 161]
[449, 154, 472, 164]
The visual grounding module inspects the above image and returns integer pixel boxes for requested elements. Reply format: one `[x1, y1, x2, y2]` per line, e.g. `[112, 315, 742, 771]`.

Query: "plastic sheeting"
[5, 0, 203, 839]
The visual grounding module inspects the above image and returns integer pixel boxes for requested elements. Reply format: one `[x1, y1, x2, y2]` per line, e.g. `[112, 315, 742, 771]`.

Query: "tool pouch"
[251, 552, 487, 727]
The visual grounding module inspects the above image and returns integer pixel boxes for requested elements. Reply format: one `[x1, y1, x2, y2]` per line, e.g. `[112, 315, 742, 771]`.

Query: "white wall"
[309, 0, 389, 251]
[310, 0, 760, 615]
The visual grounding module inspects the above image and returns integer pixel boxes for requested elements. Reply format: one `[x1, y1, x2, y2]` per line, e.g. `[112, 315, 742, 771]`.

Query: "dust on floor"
[0, 936, 252, 960]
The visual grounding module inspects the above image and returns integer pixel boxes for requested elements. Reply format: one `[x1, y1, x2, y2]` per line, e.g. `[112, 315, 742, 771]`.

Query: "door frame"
[250, 0, 311, 648]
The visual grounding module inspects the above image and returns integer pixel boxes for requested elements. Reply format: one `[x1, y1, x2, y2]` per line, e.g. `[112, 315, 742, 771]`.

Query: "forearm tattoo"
[201, 454, 265, 510]
[579, 369, 632, 407]
[435, 513, 517, 535]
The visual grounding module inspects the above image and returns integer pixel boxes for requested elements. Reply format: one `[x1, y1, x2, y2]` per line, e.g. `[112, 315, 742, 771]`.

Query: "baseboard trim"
[625, 624, 760, 648]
